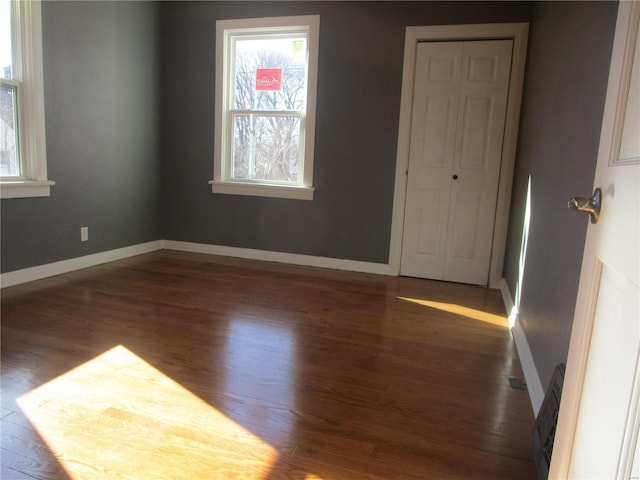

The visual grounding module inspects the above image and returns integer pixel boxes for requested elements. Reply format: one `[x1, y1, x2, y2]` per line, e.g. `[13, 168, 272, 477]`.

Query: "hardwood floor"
[1, 250, 537, 479]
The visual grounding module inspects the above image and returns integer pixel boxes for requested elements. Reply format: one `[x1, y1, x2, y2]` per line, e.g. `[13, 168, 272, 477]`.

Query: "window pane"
[1, 84, 20, 176]
[233, 114, 301, 182]
[234, 36, 307, 112]
[1, 0, 13, 79]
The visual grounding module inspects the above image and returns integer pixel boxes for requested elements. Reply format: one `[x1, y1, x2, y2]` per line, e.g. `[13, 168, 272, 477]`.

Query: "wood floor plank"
[1, 250, 537, 479]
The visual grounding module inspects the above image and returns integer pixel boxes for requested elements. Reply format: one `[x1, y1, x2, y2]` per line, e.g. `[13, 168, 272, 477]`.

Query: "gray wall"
[503, 1, 618, 389]
[1, 1, 161, 273]
[160, 1, 532, 263]
[1, 1, 532, 274]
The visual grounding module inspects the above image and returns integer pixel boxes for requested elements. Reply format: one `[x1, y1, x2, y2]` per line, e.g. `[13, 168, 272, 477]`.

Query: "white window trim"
[210, 15, 319, 201]
[1, 0, 53, 199]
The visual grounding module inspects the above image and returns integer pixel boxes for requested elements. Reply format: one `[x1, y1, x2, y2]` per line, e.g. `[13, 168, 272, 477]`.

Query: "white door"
[550, 3, 640, 479]
[400, 40, 513, 285]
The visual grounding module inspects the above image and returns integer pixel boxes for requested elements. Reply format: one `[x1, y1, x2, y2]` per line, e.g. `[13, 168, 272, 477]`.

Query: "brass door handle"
[568, 188, 602, 224]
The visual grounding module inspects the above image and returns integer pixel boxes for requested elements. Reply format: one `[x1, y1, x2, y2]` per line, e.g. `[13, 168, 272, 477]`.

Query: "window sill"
[1, 180, 55, 199]
[209, 180, 314, 201]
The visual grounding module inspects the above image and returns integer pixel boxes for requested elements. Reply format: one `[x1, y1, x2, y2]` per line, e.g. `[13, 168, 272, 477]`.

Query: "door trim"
[389, 23, 529, 287]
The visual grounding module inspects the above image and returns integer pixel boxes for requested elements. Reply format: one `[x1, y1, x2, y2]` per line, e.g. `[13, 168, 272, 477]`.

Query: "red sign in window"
[255, 68, 282, 91]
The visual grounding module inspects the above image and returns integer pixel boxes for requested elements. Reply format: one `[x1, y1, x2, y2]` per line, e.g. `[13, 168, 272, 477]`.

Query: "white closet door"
[401, 39, 513, 285]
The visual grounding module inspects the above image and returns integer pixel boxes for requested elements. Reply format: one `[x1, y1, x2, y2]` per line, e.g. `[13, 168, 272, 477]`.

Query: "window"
[210, 15, 319, 201]
[1, 0, 52, 199]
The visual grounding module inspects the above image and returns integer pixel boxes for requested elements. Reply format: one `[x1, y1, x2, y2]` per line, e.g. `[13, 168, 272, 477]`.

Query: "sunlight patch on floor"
[17, 345, 279, 480]
[397, 296, 508, 328]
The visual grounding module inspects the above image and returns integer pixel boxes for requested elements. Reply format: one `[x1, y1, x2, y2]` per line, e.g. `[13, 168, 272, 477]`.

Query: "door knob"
[452, 174, 458, 180]
[568, 188, 602, 224]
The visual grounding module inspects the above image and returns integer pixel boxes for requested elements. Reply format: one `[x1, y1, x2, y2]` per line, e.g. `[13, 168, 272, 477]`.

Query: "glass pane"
[234, 36, 307, 112]
[232, 114, 301, 183]
[1, 0, 13, 79]
[1, 84, 20, 176]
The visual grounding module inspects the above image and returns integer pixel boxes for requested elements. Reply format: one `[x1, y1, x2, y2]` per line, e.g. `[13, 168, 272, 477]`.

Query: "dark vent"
[532, 363, 566, 480]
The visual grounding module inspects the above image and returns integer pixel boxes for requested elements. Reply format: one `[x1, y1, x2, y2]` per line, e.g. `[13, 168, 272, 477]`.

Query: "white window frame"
[210, 15, 319, 201]
[1, 0, 53, 199]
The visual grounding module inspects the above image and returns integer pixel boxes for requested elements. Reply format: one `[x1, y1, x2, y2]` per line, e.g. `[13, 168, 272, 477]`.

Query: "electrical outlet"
[80, 227, 89, 242]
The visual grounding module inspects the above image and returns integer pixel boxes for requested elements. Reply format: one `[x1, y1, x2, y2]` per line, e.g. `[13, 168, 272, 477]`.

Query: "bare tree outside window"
[1, 1, 19, 177]
[212, 16, 318, 200]
[232, 37, 307, 183]
[0, 85, 19, 176]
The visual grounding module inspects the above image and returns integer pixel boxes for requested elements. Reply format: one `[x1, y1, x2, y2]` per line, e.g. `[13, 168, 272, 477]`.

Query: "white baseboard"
[161, 240, 396, 276]
[512, 317, 545, 416]
[0, 239, 394, 289]
[0, 241, 162, 288]
[496, 278, 517, 329]
[497, 278, 545, 416]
